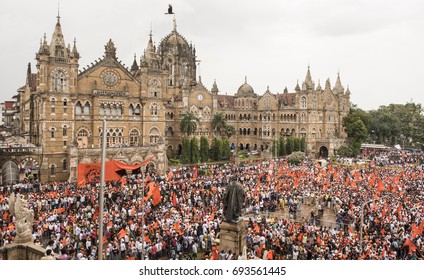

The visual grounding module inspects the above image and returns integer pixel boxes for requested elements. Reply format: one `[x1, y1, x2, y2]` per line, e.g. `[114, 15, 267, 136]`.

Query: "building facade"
[13, 15, 350, 183]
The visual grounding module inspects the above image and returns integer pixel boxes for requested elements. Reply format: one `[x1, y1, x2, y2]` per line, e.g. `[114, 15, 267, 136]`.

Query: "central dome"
[236, 81, 255, 97]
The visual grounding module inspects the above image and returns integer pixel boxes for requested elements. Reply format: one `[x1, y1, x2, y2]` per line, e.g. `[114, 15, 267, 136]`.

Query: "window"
[63, 99, 67, 114]
[63, 140, 67, 147]
[150, 103, 158, 117]
[84, 102, 90, 115]
[75, 101, 83, 115]
[50, 128, 56, 139]
[62, 159, 67, 171]
[129, 129, 140, 146]
[50, 164, 56, 176]
[301, 96, 307, 109]
[129, 104, 134, 116]
[52, 70, 67, 92]
[134, 104, 141, 116]
[51, 98, 56, 114]
[149, 127, 160, 144]
[63, 126, 67, 137]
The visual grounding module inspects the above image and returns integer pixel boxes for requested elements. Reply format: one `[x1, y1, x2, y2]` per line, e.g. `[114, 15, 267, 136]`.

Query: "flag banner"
[77, 160, 141, 186]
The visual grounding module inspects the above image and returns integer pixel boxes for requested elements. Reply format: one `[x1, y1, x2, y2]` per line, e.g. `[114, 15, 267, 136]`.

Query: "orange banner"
[77, 160, 141, 186]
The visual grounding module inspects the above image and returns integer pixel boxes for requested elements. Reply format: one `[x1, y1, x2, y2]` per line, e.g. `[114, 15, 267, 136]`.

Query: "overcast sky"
[1, 0, 423, 110]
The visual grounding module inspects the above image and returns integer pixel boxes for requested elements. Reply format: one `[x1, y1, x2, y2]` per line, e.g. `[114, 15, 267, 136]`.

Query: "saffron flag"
[77, 160, 141, 186]
[172, 192, 177, 207]
[152, 185, 162, 206]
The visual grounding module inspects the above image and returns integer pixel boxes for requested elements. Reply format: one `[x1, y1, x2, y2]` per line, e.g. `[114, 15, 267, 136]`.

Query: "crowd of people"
[0, 150, 423, 260]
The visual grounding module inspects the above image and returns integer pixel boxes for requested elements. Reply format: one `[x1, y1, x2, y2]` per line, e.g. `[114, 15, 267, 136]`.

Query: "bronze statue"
[223, 175, 245, 223]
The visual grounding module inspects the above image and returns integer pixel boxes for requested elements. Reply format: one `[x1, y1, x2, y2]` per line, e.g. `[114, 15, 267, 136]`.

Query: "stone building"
[11, 15, 350, 183]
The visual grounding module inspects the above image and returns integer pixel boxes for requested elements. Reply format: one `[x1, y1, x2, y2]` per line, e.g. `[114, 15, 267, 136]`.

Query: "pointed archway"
[318, 146, 329, 158]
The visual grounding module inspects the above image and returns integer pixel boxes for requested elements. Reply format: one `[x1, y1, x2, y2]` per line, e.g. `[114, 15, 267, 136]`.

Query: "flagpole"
[98, 119, 107, 260]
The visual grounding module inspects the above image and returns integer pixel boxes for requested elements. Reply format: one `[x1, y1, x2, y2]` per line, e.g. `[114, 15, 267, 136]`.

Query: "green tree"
[272, 138, 279, 157]
[300, 137, 306, 152]
[211, 112, 227, 137]
[293, 137, 301, 152]
[190, 137, 200, 163]
[286, 136, 294, 155]
[210, 138, 223, 161]
[179, 112, 199, 136]
[279, 136, 286, 156]
[222, 139, 231, 160]
[223, 124, 236, 138]
[181, 137, 191, 164]
[199, 136, 209, 162]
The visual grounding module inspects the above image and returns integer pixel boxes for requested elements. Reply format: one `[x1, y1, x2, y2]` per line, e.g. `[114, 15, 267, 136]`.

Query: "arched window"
[149, 127, 160, 144]
[50, 164, 56, 175]
[300, 128, 306, 138]
[149, 79, 161, 98]
[63, 126, 67, 137]
[63, 99, 68, 113]
[129, 129, 140, 146]
[51, 98, 56, 114]
[51, 70, 67, 92]
[62, 159, 67, 171]
[84, 102, 90, 115]
[50, 127, 56, 139]
[75, 101, 82, 115]
[77, 128, 89, 148]
[150, 103, 158, 116]
[129, 104, 134, 116]
[301, 96, 307, 109]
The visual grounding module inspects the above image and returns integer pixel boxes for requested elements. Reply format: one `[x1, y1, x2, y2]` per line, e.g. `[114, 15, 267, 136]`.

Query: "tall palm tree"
[212, 112, 227, 136]
[179, 112, 199, 136]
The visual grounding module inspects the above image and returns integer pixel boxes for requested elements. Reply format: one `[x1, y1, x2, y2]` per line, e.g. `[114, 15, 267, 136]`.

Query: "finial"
[57, 0, 60, 22]
[245, 76, 247, 83]
[134, 53, 137, 60]
[173, 15, 177, 31]
[43, 33, 47, 41]
[149, 22, 153, 38]
[267, 85, 270, 91]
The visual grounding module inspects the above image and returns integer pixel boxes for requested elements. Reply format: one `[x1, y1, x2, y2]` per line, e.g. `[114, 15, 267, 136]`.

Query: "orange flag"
[403, 238, 417, 254]
[411, 224, 423, 238]
[145, 173, 151, 183]
[152, 185, 162, 206]
[209, 211, 215, 222]
[144, 181, 156, 201]
[192, 166, 198, 181]
[168, 170, 174, 180]
[118, 228, 126, 239]
[172, 192, 177, 207]
[376, 178, 384, 194]
[102, 236, 108, 244]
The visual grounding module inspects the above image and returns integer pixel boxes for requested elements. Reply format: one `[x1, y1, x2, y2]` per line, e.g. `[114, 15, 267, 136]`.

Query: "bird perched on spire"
[165, 4, 174, 14]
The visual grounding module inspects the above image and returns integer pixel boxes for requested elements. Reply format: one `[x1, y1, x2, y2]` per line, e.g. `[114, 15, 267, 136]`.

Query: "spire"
[244, 76, 247, 84]
[284, 86, 288, 94]
[131, 53, 138, 72]
[38, 33, 50, 55]
[325, 78, 331, 90]
[304, 65, 314, 90]
[295, 80, 300, 92]
[316, 79, 322, 91]
[71, 37, 79, 59]
[173, 15, 177, 32]
[211, 79, 219, 94]
[49, 13, 67, 58]
[333, 71, 344, 94]
[345, 84, 351, 95]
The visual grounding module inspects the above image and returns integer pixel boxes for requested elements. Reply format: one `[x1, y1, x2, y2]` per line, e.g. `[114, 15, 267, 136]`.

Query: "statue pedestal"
[219, 219, 247, 256]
